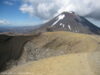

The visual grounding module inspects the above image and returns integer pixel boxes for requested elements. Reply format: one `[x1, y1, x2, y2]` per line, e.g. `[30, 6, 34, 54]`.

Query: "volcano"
[37, 12, 100, 35]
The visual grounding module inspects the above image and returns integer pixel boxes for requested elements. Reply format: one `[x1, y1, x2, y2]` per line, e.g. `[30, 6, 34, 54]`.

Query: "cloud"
[0, 19, 10, 25]
[20, 4, 34, 16]
[20, 0, 59, 19]
[4, 1, 13, 6]
[19, 0, 100, 20]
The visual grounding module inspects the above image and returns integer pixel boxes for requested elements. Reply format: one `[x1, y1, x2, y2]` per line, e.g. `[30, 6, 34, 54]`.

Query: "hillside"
[1, 31, 100, 75]
[22, 31, 100, 61]
[0, 33, 34, 71]
[3, 52, 100, 75]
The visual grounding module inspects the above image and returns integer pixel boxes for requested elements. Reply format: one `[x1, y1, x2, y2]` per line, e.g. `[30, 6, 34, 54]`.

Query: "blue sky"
[0, 0, 43, 26]
[0, 0, 100, 27]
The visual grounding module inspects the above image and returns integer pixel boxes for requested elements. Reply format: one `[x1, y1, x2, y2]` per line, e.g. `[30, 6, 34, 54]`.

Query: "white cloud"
[0, 19, 10, 25]
[20, 0, 58, 19]
[4, 1, 13, 6]
[20, 4, 34, 16]
[19, 0, 100, 20]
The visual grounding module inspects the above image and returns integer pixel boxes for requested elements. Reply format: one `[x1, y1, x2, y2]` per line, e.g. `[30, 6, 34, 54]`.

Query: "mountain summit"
[37, 12, 100, 35]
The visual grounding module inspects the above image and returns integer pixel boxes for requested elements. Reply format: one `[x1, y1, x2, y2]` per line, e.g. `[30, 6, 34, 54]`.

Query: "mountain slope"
[37, 12, 100, 35]
[2, 31, 100, 75]
[5, 31, 99, 66]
